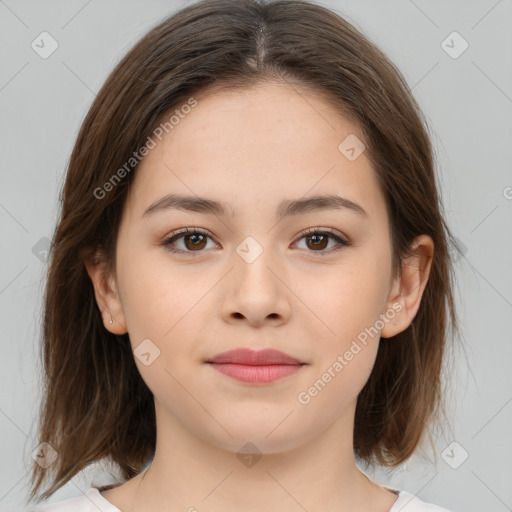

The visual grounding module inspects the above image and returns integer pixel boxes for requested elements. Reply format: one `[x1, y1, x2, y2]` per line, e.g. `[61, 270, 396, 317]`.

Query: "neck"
[125, 401, 396, 512]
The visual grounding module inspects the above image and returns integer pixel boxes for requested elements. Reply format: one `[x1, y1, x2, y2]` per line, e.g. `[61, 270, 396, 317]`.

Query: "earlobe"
[380, 235, 434, 339]
[83, 250, 128, 335]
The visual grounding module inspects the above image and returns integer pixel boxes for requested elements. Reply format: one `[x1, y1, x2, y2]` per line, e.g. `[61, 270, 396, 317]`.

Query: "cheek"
[117, 254, 204, 401]
[301, 250, 390, 341]
[118, 244, 197, 335]
[296, 263, 385, 415]
[298, 245, 391, 395]
[117, 246, 215, 377]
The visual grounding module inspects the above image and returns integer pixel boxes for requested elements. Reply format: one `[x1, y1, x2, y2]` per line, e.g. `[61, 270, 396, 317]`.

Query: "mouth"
[206, 348, 306, 384]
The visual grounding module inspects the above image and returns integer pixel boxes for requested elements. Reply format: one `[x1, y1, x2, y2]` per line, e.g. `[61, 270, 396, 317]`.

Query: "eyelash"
[162, 227, 351, 257]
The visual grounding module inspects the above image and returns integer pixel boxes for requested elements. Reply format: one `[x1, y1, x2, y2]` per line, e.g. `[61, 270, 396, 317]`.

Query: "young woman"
[28, 0, 459, 510]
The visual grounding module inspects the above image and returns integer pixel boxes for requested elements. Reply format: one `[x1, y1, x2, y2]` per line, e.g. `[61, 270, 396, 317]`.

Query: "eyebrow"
[141, 193, 368, 220]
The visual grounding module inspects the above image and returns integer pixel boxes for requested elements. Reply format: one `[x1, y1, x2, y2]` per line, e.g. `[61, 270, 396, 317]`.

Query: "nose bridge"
[233, 233, 280, 289]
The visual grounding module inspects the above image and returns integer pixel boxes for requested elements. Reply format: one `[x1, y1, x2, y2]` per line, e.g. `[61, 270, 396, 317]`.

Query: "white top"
[31, 486, 454, 511]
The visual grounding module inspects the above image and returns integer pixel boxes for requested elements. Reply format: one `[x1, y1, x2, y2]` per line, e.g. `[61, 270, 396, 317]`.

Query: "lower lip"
[208, 363, 303, 383]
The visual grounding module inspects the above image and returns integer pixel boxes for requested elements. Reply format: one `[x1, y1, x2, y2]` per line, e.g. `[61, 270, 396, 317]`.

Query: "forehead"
[125, 81, 386, 223]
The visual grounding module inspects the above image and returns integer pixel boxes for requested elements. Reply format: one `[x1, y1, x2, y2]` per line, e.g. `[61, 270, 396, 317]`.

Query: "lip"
[207, 348, 304, 365]
[206, 348, 305, 384]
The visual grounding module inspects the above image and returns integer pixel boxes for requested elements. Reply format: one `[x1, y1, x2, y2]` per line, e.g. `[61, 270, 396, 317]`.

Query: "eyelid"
[294, 226, 349, 244]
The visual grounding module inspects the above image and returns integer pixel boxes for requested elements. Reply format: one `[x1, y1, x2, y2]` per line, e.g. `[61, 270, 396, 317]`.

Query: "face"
[89, 81, 427, 456]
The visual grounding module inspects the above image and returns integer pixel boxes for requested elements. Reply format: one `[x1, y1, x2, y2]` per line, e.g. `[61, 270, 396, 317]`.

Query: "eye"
[293, 228, 350, 256]
[162, 227, 350, 256]
[162, 228, 218, 255]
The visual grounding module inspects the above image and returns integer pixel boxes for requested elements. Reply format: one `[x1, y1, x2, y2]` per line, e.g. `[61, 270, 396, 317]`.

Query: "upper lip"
[207, 348, 304, 365]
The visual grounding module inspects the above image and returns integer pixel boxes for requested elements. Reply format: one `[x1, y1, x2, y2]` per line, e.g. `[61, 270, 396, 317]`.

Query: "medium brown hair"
[29, 0, 460, 503]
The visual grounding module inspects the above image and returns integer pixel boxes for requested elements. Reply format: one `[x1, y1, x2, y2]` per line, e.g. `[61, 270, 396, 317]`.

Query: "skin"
[85, 81, 433, 512]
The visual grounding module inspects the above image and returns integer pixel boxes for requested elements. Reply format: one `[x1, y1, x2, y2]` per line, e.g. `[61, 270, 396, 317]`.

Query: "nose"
[219, 244, 292, 327]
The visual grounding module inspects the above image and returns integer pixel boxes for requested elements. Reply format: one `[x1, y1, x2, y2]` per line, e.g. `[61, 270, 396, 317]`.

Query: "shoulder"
[30, 487, 121, 512]
[391, 490, 454, 512]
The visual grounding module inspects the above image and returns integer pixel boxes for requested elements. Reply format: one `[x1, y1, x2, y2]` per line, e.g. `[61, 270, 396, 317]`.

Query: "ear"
[381, 235, 434, 338]
[83, 249, 128, 335]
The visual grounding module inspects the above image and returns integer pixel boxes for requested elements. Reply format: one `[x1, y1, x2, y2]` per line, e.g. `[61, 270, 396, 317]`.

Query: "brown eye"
[294, 228, 350, 256]
[163, 228, 216, 255]
[162, 227, 349, 257]
[182, 233, 207, 251]
[305, 233, 329, 251]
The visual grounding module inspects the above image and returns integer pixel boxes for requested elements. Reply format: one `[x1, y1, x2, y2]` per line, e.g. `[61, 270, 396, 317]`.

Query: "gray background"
[1, 0, 511, 511]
